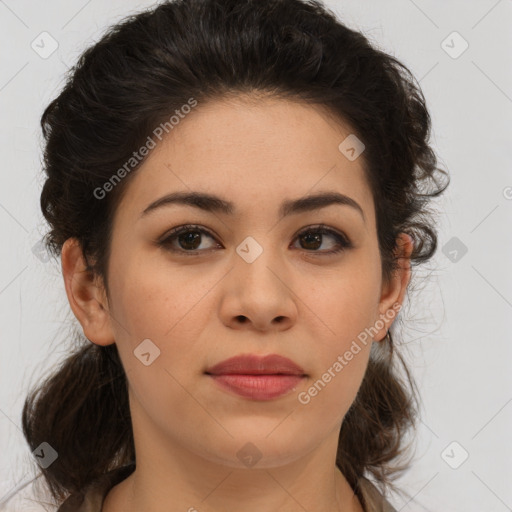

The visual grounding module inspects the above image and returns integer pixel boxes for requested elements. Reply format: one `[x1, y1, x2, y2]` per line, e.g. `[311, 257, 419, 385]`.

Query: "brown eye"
[159, 225, 219, 253]
[158, 224, 352, 256]
[175, 230, 202, 250]
[293, 226, 352, 254]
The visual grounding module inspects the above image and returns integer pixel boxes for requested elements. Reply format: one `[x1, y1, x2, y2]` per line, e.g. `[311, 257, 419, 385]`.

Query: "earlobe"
[374, 233, 414, 342]
[61, 238, 115, 346]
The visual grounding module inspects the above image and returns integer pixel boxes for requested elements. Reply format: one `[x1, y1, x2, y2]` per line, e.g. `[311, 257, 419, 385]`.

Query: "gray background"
[1, 0, 511, 510]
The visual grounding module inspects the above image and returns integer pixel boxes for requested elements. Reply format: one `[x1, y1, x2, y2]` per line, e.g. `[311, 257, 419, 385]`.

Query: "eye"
[158, 224, 352, 255]
[158, 224, 220, 253]
[292, 225, 352, 255]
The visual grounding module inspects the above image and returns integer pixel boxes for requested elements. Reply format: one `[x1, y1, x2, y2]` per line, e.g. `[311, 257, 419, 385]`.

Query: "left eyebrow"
[140, 190, 365, 222]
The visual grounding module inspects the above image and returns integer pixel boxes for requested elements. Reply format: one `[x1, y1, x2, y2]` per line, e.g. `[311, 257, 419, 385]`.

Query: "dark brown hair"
[22, 0, 448, 508]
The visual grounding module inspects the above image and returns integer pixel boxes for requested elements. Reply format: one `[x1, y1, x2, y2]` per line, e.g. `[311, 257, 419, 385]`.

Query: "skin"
[61, 95, 413, 512]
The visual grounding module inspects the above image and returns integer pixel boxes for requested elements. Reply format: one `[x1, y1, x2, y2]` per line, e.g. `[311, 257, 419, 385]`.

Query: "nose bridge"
[234, 232, 282, 284]
[216, 221, 300, 331]
[229, 230, 297, 311]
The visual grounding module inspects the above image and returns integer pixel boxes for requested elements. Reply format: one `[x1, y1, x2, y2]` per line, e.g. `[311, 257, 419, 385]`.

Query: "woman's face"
[66, 95, 409, 470]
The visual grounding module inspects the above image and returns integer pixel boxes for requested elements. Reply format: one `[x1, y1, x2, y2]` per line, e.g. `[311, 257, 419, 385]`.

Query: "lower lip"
[207, 374, 305, 400]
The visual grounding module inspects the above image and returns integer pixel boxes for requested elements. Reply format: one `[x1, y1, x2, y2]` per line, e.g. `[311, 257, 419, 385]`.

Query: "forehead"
[114, 95, 375, 224]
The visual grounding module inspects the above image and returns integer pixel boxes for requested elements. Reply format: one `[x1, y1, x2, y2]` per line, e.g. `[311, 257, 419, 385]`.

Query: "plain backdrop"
[0, 1, 511, 511]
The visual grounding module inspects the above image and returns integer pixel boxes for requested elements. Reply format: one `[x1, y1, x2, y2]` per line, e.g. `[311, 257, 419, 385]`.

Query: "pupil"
[302, 233, 321, 250]
[180, 232, 200, 250]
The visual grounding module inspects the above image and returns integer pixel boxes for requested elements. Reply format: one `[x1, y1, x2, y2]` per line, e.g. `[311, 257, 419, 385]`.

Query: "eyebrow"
[140, 190, 365, 222]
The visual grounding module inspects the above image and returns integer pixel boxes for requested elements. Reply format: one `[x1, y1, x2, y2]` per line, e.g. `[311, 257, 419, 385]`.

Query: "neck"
[103, 394, 365, 512]
[103, 441, 364, 512]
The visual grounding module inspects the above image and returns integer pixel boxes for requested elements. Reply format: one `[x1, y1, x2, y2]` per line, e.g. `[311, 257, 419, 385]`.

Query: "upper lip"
[205, 354, 306, 376]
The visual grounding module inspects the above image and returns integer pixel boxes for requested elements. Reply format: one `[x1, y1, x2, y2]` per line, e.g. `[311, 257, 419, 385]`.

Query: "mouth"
[204, 353, 306, 401]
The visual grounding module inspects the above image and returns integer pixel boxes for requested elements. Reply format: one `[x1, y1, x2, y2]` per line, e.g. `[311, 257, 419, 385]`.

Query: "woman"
[21, 0, 448, 510]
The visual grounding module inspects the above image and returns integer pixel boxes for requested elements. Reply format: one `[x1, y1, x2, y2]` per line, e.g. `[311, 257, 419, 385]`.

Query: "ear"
[373, 232, 414, 342]
[61, 237, 115, 346]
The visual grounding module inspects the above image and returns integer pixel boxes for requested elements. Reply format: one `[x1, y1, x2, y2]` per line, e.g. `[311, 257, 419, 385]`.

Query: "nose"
[220, 245, 298, 333]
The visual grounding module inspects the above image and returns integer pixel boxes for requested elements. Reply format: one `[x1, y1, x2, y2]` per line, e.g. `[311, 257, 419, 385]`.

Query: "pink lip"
[205, 354, 305, 375]
[205, 354, 306, 401]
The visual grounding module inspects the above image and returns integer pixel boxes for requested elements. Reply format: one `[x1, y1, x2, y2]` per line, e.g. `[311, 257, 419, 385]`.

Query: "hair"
[21, 0, 448, 508]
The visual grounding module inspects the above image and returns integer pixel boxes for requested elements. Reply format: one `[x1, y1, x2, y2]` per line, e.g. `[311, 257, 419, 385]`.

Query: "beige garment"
[56, 464, 397, 512]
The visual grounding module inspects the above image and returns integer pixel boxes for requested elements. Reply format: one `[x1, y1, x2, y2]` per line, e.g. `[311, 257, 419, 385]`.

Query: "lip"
[205, 354, 306, 376]
[205, 354, 306, 401]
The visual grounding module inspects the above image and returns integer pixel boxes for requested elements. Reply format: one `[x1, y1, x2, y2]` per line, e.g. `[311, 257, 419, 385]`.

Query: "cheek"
[307, 261, 382, 345]
[297, 327, 373, 426]
[297, 259, 381, 412]
[109, 269, 208, 431]
[108, 251, 215, 341]
[106, 262, 213, 405]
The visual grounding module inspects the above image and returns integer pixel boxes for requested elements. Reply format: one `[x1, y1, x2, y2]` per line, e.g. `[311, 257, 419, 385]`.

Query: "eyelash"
[157, 224, 352, 256]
